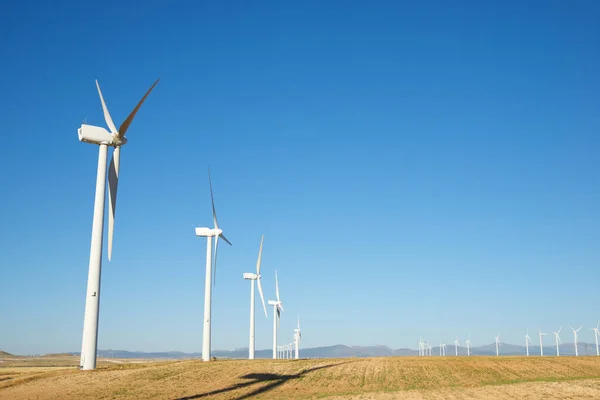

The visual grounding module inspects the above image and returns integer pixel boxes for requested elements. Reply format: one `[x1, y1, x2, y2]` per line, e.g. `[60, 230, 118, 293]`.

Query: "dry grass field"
[2, 354, 600, 399]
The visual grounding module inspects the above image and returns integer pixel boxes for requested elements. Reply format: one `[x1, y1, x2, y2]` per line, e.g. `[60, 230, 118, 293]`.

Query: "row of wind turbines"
[418, 322, 600, 357]
[525, 324, 600, 357]
[76, 79, 301, 370]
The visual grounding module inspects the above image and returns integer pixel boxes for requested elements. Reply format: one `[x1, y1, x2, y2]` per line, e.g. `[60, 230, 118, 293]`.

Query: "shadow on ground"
[175, 361, 350, 400]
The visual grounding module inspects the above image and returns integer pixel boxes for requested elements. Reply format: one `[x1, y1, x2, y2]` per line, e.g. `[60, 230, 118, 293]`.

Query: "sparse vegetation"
[1, 355, 600, 399]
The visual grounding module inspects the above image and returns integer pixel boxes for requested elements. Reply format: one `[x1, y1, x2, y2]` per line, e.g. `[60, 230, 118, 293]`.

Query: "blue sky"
[1, 0, 599, 355]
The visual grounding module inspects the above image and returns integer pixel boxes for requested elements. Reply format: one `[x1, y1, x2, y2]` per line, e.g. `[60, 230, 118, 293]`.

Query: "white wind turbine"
[195, 170, 232, 362]
[418, 338, 424, 356]
[552, 326, 562, 356]
[268, 271, 284, 359]
[466, 335, 472, 356]
[592, 321, 600, 356]
[243, 236, 268, 360]
[525, 330, 531, 356]
[569, 326, 582, 356]
[454, 337, 460, 356]
[538, 327, 547, 356]
[439, 342, 446, 356]
[77, 79, 159, 371]
[294, 315, 301, 359]
[494, 333, 500, 356]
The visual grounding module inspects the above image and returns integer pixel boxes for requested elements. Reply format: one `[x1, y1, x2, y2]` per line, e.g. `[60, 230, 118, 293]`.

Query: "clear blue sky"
[1, 0, 599, 355]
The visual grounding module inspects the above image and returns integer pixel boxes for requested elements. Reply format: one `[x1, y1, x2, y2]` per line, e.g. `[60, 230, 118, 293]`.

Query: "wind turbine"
[466, 336, 472, 356]
[552, 326, 562, 356]
[195, 170, 232, 362]
[78, 79, 159, 370]
[439, 342, 446, 356]
[454, 337, 460, 356]
[538, 327, 547, 356]
[243, 236, 268, 360]
[268, 271, 284, 359]
[525, 330, 531, 356]
[294, 316, 302, 359]
[418, 338, 424, 356]
[592, 321, 600, 356]
[570, 326, 583, 356]
[494, 333, 500, 356]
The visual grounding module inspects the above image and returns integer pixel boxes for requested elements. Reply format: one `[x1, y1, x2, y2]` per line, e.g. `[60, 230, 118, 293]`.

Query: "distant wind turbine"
[592, 321, 600, 356]
[195, 170, 232, 362]
[268, 271, 284, 359]
[552, 326, 562, 356]
[569, 326, 583, 356]
[525, 330, 531, 356]
[243, 235, 268, 360]
[454, 337, 460, 356]
[294, 315, 301, 359]
[494, 333, 500, 356]
[538, 327, 547, 356]
[466, 335, 472, 356]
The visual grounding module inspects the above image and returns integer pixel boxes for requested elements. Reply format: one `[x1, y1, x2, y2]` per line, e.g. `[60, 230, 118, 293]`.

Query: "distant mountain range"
[56, 342, 599, 359]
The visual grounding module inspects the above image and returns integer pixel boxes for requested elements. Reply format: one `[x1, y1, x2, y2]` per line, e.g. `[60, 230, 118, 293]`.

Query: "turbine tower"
[592, 321, 600, 356]
[525, 330, 531, 356]
[195, 170, 232, 362]
[294, 315, 301, 359]
[268, 271, 284, 359]
[569, 326, 583, 356]
[494, 333, 500, 356]
[552, 326, 562, 356]
[538, 327, 547, 356]
[454, 337, 460, 356]
[243, 236, 268, 360]
[78, 79, 159, 370]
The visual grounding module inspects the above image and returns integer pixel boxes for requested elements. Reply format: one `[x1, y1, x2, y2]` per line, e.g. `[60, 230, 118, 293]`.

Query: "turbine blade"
[277, 308, 280, 328]
[275, 270, 280, 302]
[118, 79, 159, 138]
[278, 303, 284, 312]
[257, 277, 267, 318]
[212, 234, 219, 286]
[208, 168, 218, 229]
[107, 146, 120, 261]
[95, 80, 118, 134]
[297, 315, 300, 330]
[220, 233, 232, 246]
[256, 235, 264, 274]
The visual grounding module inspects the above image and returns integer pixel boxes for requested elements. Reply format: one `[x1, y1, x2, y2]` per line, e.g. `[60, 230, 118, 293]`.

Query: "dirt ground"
[333, 379, 600, 399]
[2, 355, 600, 399]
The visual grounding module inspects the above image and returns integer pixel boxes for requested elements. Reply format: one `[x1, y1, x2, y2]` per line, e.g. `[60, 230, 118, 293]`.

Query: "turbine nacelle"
[195, 227, 223, 237]
[78, 124, 128, 146]
[243, 272, 259, 280]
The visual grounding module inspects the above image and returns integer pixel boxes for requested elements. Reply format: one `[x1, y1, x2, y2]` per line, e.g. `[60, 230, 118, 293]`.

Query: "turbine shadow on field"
[175, 362, 349, 400]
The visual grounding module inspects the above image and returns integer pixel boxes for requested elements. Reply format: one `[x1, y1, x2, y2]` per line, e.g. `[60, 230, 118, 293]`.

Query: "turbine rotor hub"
[112, 134, 127, 146]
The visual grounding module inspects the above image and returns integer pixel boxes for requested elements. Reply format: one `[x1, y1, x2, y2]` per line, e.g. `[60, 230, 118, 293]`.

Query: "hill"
[0, 350, 13, 358]
[2, 356, 600, 399]
[82, 342, 597, 359]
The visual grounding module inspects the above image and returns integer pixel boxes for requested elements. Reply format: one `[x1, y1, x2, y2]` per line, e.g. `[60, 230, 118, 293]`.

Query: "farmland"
[2, 354, 600, 399]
